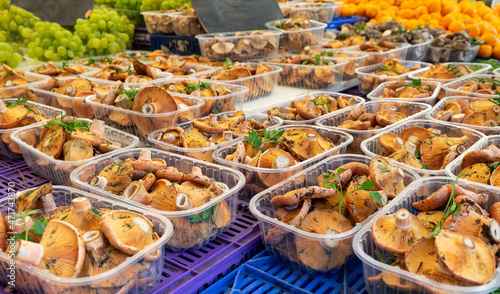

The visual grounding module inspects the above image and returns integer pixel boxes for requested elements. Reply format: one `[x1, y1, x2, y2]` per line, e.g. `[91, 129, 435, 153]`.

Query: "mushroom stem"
[390, 166, 405, 181]
[483, 120, 497, 127]
[124, 182, 153, 205]
[306, 133, 317, 142]
[142, 103, 158, 114]
[394, 137, 404, 147]
[139, 173, 156, 191]
[0, 100, 6, 114]
[272, 156, 291, 169]
[243, 156, 252, 164]
[14, 239, 44, 266]
[138, 150, 152, 161]
[90, 176, 108, 189]
[403, 141, 416, 154]
[395, 209, 411, 229]
[72, 197, 92, 212]
[209, 182, 229, 196]
[41, 193, 58, 214]
[90, 119, 106, 136]
[163, 133, 176, 143]
[462, 237, 476, 252]
[322, 230, 339, 249]
[10, 216, 34, 234]
[451, 113, 465, 123]
[208, 114, 217, 124]
[83, 230, 105, 252]
[175, 193, 192, 210]
[192, 166, 202, 176]
[222, 131, 233, 141]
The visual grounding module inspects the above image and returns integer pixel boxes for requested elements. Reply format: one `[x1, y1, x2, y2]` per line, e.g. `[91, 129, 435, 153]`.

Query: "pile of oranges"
[340, 0, 500, 59]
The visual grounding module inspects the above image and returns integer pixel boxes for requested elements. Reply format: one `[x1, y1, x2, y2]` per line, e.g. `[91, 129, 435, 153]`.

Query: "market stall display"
[368, 80, 442, 105]
[0, 64, 47, 100]
[265, 15, 327, 52]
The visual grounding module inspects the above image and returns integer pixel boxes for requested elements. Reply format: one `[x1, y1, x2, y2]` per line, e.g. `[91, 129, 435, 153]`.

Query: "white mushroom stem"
[14, 239, 44, 266]
[163, 133, 176, 143]
[142, 103, 158, 114]
[451, 113, 465, 123]
[132, 217, 152, 234]
[305, 100, 314, 111]
[41, 193, 58, 214]
[462, 237, 476, 252]
[304, 93, 315, 100]
[192, 166, 202, 176]
[90, 119, 106, 136]
[390, 167, 405, 181]
[491, 220, 500, 242]
[322, 230, 339, 249]
[210, 182, 229, 196]
[0, 100, 6, 113]
[306, 133, 317, 142]
[222, 131, 233, 141]
[406, 136, 420, 147]
[395, 209, 411, 229]
[237, 122, 248, 133]
[72, 197, 92, 212]
[494, 105, 500, 114]
[394, 137, 404, 147]
[124, 182, 153, 205]
[91, 176, 108, 189]
[243, 156, 252, 164]
[125, 76, 139, 83]
[376, 192, 388, 208]
[403, 141, 417, 154]
[138, 149, 152, 161]
[208, 114, 217, 124]
[483, 120, 497, 127]
[66, 85, 76, 95]
[272, 156, 291, 169]
[11, 216, 34, 234]
[83, 230, 105, 252]
[175, 193, 192, 210]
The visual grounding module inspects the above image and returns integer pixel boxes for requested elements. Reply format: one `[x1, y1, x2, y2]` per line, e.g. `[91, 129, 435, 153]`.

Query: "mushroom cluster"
[264, 54, 340, 88]
[454, 77, 500, 96]
[428, 32, 482, 63]
[378, 126, 471, 170]
[89, 150, 232, 249]
[380, 80, 436, 99]
[4, 183, 162, 292]
[30, 61, 88, 77]
[266, 93, 358, 121]
[202, 30, 278, 61]
[0, 65, 37, 100]
[150, 55, 210, 76]
[195, 62, 277, 100]
[35, 117, 122, 161]
[433, 99, 500, 128]
[416, 63, 476, 80]
[459, 144, 500, 186]
[359, 59, 424, 93]
[90, 60, 156, 84]
[265, 157, 407, 271]
[156, 111, 274, 162]
[0, 99, 49, 154]
[161, 79, 234, 116]
[176, 54, 222, 66]
[322, 35, 365, 49]
[171, 7, 206, 37]
[281, 2, 332, 22]
[355, 40, 400, 65]
[338, 104, 407, 130]
[298, 49, 364, 79]
[273, 15, 319, 51]
[143, 10, 175, 34]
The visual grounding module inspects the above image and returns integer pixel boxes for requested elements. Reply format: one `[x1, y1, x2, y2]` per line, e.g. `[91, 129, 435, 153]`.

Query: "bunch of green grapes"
[73, 9, 135, 56]
[115, 0, 142, 11]
[0, 5, 40, 45]
[140, 0, 191, 12]
[0, 42, 23, 68]
[94, 0, 116, 7]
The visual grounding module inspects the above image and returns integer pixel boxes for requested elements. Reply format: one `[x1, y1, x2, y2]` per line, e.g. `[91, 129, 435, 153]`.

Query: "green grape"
[60, 38, 69, 47]
[43, 50, 53, 59]
[67, 50, 74, 58]
[54, 31, 63, 40]
[41, 39, 51, 48]
[105, 34, 116, 42]
[98, 20, 107, 30]
[13, 52, 22, 63]
[100, 38, 109, 48]
[57, 46, 67, 56]
[0, 51, 6, 62]
[34, 47, 43, 57]
[52, 53, 60, 61]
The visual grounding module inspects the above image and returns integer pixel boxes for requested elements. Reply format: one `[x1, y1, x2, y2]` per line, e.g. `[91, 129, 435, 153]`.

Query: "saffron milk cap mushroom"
[281, 128, 334, 161]
[90, 160, 134, 195]
[257, 148, 297, 187]
[51, 197, 108, 233]
[369, 156, 405, 199]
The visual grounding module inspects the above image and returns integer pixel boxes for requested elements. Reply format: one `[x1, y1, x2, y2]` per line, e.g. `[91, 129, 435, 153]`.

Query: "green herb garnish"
[222, 58, 234, 69]
[468, 65, 483, 72]
[302, 50, 331, 66]
[44, 112, 90, 133]
[312, 96, 331, 113]
[354, 21, 368, 34]
[5, 98, 36, 113]
[275, 22, 286, 29]
[338, 33, 352, 38]
[375, 248, 397, 264]
[119, 87, 140, 101]
[414, 150, 421, 159]
[398, 26, 410, 35]
[189, 205, 217, 223]
[469, 38, 486, 46]
[86, 59, 96, 66]
[244, 127, 284, 157]
[375, 65, 399, 74]
[445, 65, 461, 77]
[9, 209, 47, 241]
[4, 70, 12, 78]
[62, 61, 68, 69]
[185, 81, 211, 91]
[488, 162, 500, 169]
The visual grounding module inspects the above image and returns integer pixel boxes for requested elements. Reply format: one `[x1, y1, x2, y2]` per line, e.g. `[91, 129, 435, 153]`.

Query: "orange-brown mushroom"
[369, 156, 406, 199]
[460, 163, 491, 184]
[257, 148, 297, 187]
[90, 160, 134, 195]
[125, 149, 167, 173]
[379, 133, 404, 154]
[51, 197, 108, 233]
[346, 190, 387, 223]
[15, 182, 52, 213]
[281, 128, 334, 161]
[398, 126, 434, 150]
[417, 211, 444, 233]
[270, 186, 337, 207]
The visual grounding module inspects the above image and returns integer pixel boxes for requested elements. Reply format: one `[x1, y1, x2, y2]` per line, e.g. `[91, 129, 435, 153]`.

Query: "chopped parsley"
[185, 81, 211, 91]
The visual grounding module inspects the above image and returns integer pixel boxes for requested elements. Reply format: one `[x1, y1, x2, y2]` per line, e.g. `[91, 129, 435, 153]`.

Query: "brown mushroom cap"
[296, 209, 353, 271]
[51, 197, 108, 233]
[133, 86, 178, 115]
[257, 148, 297, 187]
[0, 104, 28, 129]
[37, 125, 67, 159]
[398, 126, 434, 150]
[442, 203, 486, 236]
[417, 211, 444, 233]
[369, 156, 405, 199]
[37, 220, 85, 278]
[420, 135, 454, 170]
[125, 149, 168, 173]
[379, 133, 404, 154]
[193, 114, 229, 134]
[93, 160, 134, 195]
[462, 145, 500, 168]
[435, 230, 495, 285]
[270, 186, 336, 207]
[281, 128, 334, 161]
[63, 138, 94, 161]
[461, 163, 491, 184]
[15, 182, 52, 213]
[371, 208, 427, 254]
[346, 190, 387, 223]
[375, 109, 406, 127]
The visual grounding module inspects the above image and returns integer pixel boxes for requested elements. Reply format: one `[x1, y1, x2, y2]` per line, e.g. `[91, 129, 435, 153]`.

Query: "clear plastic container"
[355, 60, 431, 95]
[250, 154, 420, 273]
[196, 30, 282, 62]
[494, 68, 500, 75]
[367, 80, 442, 105]
[252, 91, 365, 125]
[426, 96, 500, 136]
[141, 10, 176, 34]
[353, 176, 500, 294]
[0, 99, 65, 158]
[315, 100, 432, 154]
[10, 119, 140, 185]
[212, 124, 353, 201]
[258, 54, 347, 89]
[80, 69, 173, 89]
[0, 72, 48, 101]
[171, 13, 206, 37]
[424, 45, 480, 63]
[85, 94, 204, 143]
[155, 62, 215, 76]
[446, 136, 500, 192]
[161, 77, 249, 116]
[29, 76, 115, 118]
[349, 43, 410, 66]
[442, 74, 500, 99]
[190, 63, 282, 101]
[360, 119, 485, 177]
[0, 185, 173, 294]
[317, 50, 369, 81]
[279, 2, 338, 23]
[70, 148, 245, 250]
[19, 62, 100, 78]
[264, 19, 327, 52]
[405, 40, 432, 61]
[148, 111, 283, 163]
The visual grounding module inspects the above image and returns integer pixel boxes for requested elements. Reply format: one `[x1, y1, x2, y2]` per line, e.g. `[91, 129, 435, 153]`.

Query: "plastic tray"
[160, 77, 249, 116]
[442, 74, 500, 99]
[427, 96, 500, 136]
[150, 34, 202, 56]
[249, 154, 419, 273]
[408, 62, 492, 87]
[313, 50, 368, 81]
[148, 112, 283, 163]
[446, 135, 500, 192]
[171, 13, 206, 37]
[196, 30, 282, 62]
[86, 94, 204, 143]
[355, 60, 431, 95]
[360, 119, 485, 177]
[315, 100, 432, 154]
[252, 91, 365, 125]
[0, 72, 47, 100]
[494, 68, 500, 75]
[265, 19, 327, 52]
[190, 63, 282, 101]
[10, 119, 140, 186]
[154, 62, 215, 77]
[279, 2, 339, 23]
[353, 176, 500, 294]
[18, 62, 99, 78]
[133, 27, 151, 47]
[141, 10, 175, 34]
[349, 43, 410, 66]
[80, 68, 173, 89]
[202, 251, 366, 294]
[70, 148, 245, 250]
[424, 45, 480, 63]
[212, 124, 353, 201]
[29, 76, 115, 118]
[0, 163, 49, 200]
[0, 185, 173, 294]
[258, 54, 347, 89]
[0, 99, 65, 158]
[367, 80, 442, 105]
[405, 40, 432, 61]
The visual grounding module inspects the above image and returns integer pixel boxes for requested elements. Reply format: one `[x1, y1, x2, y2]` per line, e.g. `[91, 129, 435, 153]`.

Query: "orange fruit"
[378, 15, 393, 24]
[398, 9, 414, 19]
[478, 7, 491, 17]
[415, 7, 428, 18]
[477, 44, 493, 59]
[365, 4, 381, 19]
[441, 14, 455, 28]
[463, 6, 477, 17]
[480, 33, 500, 46]
[427, 0, 441, 13]
[493, 44, 500, 59]
[466, 24, 481, 37]
[448, 20, 466, 32]
[340, 5, 350, 17]
[356, 5, 367, 16]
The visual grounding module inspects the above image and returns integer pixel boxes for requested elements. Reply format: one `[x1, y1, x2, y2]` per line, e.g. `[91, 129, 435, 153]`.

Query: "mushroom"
[211, 41, 235, 56]
[132, 87, 179, 134]
[123, 181, 153, 205]
[435, 230, 495, 285]
[461, 163, 491, 184]
[417, 211, 444, 233]
[15, 182, 52, 213]
[213, 200, 232, 228]
[90, 160, 134, 195]
[157, 126, 185, 146]
[379, 133, 404, 154]
[412, 184, 488, 211]
[346, 190, 387, 223]
[37, 124, 67, 159]
[398, 126, 434, 150]
[51, 197, 108, 233]
[371, 208, 427, 254]
[0, 212, 5, 252]
[369, 157, 405, 199]
[150, 181, 178, 211]
[193, 114, 230, 134]
[99, 210, 156, 256]
[281, 128, 334, 161]
[270, 186, 337, 207]
[478, 218, 500, 260]
[346, 104, 365, 121]
[440, 144, 467, 169]
[265, 199, 311, 245]
[125, 149, 167, 173]
[375, 109, 406, 127]
[462, 145, 500, 168]
[40, 193, 67, 221]
[0, 101, 28, 129]
[14, 239, 44, 266]
[257, 148, 297, 187]
[420, 135, 455, 170]
[63, 138, 94, 161]
[296, 209, 353, 271]
[132, 60, 155, 79]
[295, 100, 322, 119]
[388, 142, 424, 169]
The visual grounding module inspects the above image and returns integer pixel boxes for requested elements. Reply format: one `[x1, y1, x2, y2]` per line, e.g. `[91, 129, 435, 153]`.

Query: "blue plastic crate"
[202, 251, 366, 294]
[327, 17, 369, 29]
[150, 34, 201, 55]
